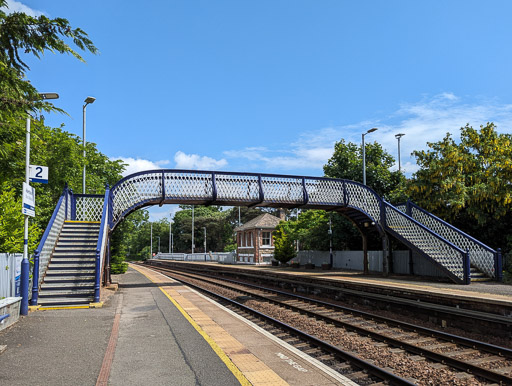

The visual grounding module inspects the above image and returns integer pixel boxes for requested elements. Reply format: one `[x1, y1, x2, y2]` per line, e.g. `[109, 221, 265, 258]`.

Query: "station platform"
[159, 260, 512, 311]
[0, 263, 353, 386]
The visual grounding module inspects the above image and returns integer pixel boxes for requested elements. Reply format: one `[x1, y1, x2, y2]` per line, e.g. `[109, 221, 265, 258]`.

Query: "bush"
[273, 222, 296, 264]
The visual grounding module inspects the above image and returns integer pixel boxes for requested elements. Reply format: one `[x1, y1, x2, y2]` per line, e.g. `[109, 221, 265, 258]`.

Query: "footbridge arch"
[30, 169, 502, 307]
[109, 169, 384, 235]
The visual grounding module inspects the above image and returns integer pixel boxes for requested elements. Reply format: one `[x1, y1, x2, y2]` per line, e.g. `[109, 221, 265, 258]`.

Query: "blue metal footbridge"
[30, 169, 502, 307]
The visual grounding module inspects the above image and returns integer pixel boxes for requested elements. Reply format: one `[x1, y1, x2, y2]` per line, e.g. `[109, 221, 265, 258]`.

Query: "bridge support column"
[381, 235, 390, 276]
[362, 233, 369, 275]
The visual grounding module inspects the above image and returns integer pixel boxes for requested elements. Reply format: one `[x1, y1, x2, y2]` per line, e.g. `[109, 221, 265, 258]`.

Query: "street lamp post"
[21, 92, 59, 315]
[82, 96, 96, 194]
[395, 133, 405, 173]
[362, 128, 378, 185]
[169, 220, 172, 254]
[191, 205, 195, 254]
[203, 227, 207, 261]
[150, 222, 153, 259]
[157, 236, 160, 254]
[328, 214, 333, 267]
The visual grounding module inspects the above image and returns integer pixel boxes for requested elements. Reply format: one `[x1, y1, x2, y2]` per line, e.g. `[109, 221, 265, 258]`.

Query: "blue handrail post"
[30, 250, 40, 305]
[463, 251, 471, 285]
[495, 248, 503, 282]
[94, 249, 100, 302]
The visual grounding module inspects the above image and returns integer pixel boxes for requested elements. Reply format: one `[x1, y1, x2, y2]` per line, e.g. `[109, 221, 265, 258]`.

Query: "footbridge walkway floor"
[0, 263, 351, 386]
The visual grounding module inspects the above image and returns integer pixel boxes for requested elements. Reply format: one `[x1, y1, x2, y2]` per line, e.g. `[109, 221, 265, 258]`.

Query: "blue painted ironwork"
[383, 202, 468, 284]
[34, 169, 503, 291]
[0, 314, 10, 323]
[30, 187, 68, 305]
[94, 186, 110, 303]
[405, 200, 500, 280]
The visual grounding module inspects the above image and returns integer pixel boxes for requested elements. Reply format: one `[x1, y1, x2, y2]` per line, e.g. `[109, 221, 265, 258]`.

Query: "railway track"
[143, 263, 512, 385]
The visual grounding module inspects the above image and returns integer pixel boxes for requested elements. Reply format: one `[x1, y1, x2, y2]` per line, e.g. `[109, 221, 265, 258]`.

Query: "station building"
[234, 212, 284, 264]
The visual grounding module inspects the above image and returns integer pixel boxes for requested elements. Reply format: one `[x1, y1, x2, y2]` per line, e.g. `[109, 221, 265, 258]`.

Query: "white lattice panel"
[410, 206, 495, 278]
[344, 182, 381, 223]
[385, 204, 465, 280]
[216, 174, 260, 202]
[75, 196, 104, 222]
[261, 176, 304, 204]
[306, 178, 344, 205]
[164, 172, 213, 199]
[38, 196, 66, 288]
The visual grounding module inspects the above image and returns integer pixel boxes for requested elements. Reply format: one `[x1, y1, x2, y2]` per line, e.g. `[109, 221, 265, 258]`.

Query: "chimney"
[278, 208, 286, 221]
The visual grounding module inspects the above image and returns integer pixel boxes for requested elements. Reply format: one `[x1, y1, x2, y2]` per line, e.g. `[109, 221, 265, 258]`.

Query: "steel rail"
[171, 262, 512, 325]
[144, 264, 414, 386]
[152, 265, 512, 385]
[173, 266, 512, 359]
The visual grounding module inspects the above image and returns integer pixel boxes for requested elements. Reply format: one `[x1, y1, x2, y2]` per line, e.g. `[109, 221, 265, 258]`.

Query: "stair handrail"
[405, 201, 500, 280]
[94, 186, 110, 303]
[30, 186, 69, 305]
[383, 201, 470, 284]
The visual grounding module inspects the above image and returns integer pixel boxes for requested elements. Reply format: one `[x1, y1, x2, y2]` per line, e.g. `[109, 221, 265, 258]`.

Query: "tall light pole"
[328, 214, 333, 268]
[157, 236, 160, 253]
[191, 205, 195, 254]
[395, 133, 405, 173]
[82, 96, 96, 194]
[22, 93, 59, 315]
[203, 227, 207, 261]
[169, 218, 172, 253]
[362, 128, 378, 185]
[150, 222, 153, 259]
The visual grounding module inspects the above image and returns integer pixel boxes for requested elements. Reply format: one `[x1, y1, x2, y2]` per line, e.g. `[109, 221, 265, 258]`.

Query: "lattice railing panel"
[385, 203, 465, 281]
[410, 205, 496, 278]
[164, 172, 213, 200]
[261, 176, 304, 205]
[75, 196, 104, 222]
[38, 195, 66, 288]
[215, 174, 260, 202]
[305, 178, 345, 205]
[344, 182, 381, 223]
[395, 203, 406, 213]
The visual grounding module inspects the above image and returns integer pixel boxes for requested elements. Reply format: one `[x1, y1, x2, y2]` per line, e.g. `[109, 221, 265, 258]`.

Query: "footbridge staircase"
[30, 170, 502, 307]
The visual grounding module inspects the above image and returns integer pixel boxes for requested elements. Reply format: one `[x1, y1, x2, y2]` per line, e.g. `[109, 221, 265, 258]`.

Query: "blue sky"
[5, 1, 512, 220]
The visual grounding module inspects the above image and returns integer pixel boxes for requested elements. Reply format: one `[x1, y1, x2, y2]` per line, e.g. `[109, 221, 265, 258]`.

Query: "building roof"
[234, 213, 282, 232]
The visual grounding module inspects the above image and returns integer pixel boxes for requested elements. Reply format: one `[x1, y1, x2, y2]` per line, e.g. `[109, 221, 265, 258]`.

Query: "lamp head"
[395, 133, 405, 139]
[367, 127, 378, 134]
[84, 96, 96, 105]
[39, 93, 59, 100]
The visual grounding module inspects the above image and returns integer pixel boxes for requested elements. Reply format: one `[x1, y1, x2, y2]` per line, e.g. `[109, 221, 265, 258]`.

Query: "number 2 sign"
[29, 165, 49, 184]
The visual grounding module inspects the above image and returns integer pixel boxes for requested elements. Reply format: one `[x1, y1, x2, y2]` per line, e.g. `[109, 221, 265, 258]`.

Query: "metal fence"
[0, 253, 22, 299]
[154, 252, 236, 264]
[296, 250, 444, 277]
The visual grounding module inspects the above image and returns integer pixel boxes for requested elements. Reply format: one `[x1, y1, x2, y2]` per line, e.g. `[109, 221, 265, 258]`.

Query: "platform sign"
[22, 182, 35, 217]
[29, 165, 48, 184]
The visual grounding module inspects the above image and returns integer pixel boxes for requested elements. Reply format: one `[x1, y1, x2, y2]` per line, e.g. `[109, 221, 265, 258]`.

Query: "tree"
[407, 123, 512, 256]
[0, 1, 97, 122]
[323, 139, 406, 201]
[272, 222, 296, 264]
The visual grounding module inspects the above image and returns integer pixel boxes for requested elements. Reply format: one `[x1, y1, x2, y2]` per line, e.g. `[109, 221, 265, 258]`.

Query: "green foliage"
[272, 222, 296, 263]
[0, 0, 97, 122]
[110, 254, 128, 274]
[323, 139, 406, 201]
[0, 182, 40, 253]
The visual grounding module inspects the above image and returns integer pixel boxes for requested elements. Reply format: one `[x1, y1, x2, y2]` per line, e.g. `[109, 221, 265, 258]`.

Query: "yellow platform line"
[132, 264, 288, 386]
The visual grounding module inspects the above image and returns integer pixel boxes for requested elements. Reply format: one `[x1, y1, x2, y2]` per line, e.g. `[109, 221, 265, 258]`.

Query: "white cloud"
[174, 151, 227, 170]
[3, 1, 45, 16]
[112, 157, 170, 177]
[224, 93, 512, 176]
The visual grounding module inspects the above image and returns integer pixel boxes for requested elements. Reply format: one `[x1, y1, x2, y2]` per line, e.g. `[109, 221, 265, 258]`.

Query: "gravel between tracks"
[189, 275, 486, 385]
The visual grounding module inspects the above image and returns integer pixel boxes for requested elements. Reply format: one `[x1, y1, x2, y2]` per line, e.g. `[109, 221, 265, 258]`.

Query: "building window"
[262, 231, 271, 246]
[249, 232, 253, 246]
